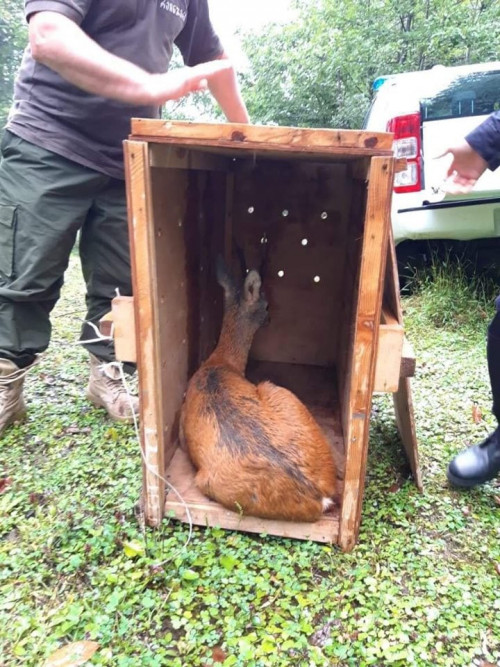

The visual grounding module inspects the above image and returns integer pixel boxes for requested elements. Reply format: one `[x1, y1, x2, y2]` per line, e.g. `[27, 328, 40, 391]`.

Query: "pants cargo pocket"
[0, 205, 17, 280]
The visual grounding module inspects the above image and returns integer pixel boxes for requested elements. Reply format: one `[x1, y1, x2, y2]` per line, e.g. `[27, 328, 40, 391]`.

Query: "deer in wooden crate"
[180, 257, 337, 522]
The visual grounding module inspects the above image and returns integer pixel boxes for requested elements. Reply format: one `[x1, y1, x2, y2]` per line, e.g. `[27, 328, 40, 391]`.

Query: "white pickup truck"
[364, 62, 500, 245]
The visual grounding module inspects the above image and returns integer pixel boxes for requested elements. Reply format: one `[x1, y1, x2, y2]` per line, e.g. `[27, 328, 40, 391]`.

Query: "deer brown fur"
[180, 257, 337, 522]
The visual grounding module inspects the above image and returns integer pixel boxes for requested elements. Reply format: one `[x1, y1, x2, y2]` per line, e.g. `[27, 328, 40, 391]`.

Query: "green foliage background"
[0, 0, 26, 133]
[241, 0, 500, 128]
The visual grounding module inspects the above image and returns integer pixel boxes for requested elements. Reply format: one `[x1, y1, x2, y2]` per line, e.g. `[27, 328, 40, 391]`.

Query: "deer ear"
[243, 270, 262, 304]
[216, 255, 236, 302]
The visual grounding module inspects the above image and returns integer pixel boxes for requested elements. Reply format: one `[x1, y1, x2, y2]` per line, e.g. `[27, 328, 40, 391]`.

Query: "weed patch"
[402, 250, 497, 334]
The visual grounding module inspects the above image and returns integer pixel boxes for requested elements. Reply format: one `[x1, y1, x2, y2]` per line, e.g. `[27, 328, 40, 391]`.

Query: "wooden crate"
[122, 120, 421, 552]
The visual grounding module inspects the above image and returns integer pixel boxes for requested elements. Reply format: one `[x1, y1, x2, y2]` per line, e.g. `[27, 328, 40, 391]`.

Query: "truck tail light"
[387, 113, 422, 193]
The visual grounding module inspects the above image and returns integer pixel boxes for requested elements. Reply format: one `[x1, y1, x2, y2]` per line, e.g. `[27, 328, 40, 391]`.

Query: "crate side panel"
[150, 167, 230, 464]
[339, 156, 395, 551]
[125, 141, 166, 526]
[150, 167, 193, 467]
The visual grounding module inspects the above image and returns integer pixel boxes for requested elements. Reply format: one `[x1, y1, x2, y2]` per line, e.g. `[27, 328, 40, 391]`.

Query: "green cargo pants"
[0, 131, 133, 369]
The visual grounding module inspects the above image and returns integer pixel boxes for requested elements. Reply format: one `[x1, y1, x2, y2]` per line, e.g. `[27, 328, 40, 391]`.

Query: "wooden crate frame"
[122, 120, 421, 552]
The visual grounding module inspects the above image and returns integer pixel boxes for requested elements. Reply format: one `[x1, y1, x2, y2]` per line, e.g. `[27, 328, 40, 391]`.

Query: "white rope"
[0, 355, 41, 386]
[114, 361, 194, 561]
[74, 320, 113, 346]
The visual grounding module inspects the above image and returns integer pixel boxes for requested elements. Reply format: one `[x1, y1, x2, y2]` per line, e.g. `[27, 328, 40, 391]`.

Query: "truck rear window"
[421, 70, 500, 121]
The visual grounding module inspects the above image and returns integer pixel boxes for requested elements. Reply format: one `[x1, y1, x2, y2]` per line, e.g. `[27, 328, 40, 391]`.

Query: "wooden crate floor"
[164, 449, 340, 542]
[164, 361, 344, 543]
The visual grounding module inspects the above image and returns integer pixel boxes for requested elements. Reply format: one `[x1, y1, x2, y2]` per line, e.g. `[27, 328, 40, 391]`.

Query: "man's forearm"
[208, 53, 250, 123]
[466, 111, 500, 172]
[29, 11, 231, 105]
[29, 11, 162, 103]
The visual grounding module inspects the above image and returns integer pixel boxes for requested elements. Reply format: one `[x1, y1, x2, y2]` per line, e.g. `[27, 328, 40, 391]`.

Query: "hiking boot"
[86, 354, 139, 423]
[0, 358, 27, 435]
[447, 429, 500, 488]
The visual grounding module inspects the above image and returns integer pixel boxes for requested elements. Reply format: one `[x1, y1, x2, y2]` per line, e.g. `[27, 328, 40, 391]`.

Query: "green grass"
[1, 254, 500, 667]
[401, 249, 496, 333]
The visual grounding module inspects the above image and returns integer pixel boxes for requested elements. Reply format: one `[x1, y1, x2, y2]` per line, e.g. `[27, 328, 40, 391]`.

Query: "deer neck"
[208, 316, 255, 374]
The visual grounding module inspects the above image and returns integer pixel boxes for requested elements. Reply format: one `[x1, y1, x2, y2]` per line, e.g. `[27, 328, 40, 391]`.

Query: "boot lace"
[99, 361, 129, 402]
[0, 357, 40, 392]
[97, 361, 138, 417]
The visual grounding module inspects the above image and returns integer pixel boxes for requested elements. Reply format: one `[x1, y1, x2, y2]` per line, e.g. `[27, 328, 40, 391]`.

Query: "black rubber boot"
[447, 429, 500, 488]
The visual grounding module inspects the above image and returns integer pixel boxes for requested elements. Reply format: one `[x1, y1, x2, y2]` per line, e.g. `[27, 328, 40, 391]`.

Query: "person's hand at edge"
[436, 140, 488, 194]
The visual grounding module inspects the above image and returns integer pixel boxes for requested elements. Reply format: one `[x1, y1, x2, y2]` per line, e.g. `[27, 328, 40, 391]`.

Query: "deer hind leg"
[194, 468, 248, 515]
[195, 469, 214, 499]
[256, 381, 336, 512]
[196, 465, 326, 521]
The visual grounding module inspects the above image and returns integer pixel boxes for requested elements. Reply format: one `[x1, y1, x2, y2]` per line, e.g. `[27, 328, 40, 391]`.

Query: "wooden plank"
[149, 168, 194, 449]
[383, 228, 421, 487]
[383, 227, 402, 322]
[373, 305, 405, 392]
[99, 311, 113, 339]
[384, 228, 423, 490]
[394, 377, 423, 490]
[339, 156, 395, 552]
[130, 119, 394, 157]
[124, 140, 166, 527]
[373, 329, 416, 391]
[164, 449, 339, 543]
[111, 296, 136, 363]
[373, 323, 404, 393]
[401, 336, 416, 378]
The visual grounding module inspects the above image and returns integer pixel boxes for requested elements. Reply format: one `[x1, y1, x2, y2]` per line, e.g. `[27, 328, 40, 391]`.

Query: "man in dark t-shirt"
[440, 112, 500, 487]
[0, 0, 250, 434]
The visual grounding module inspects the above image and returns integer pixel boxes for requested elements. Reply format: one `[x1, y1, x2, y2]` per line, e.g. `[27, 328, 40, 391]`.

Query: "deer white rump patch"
[322, 497, 334, 512]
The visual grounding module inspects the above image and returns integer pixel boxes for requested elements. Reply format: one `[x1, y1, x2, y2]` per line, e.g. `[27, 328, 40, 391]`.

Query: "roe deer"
[179, 257, 337, 522]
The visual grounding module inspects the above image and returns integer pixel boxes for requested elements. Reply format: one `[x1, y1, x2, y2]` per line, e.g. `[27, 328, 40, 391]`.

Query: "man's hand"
[437, 140, 488, 194]
[149, 60, 233, 104]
